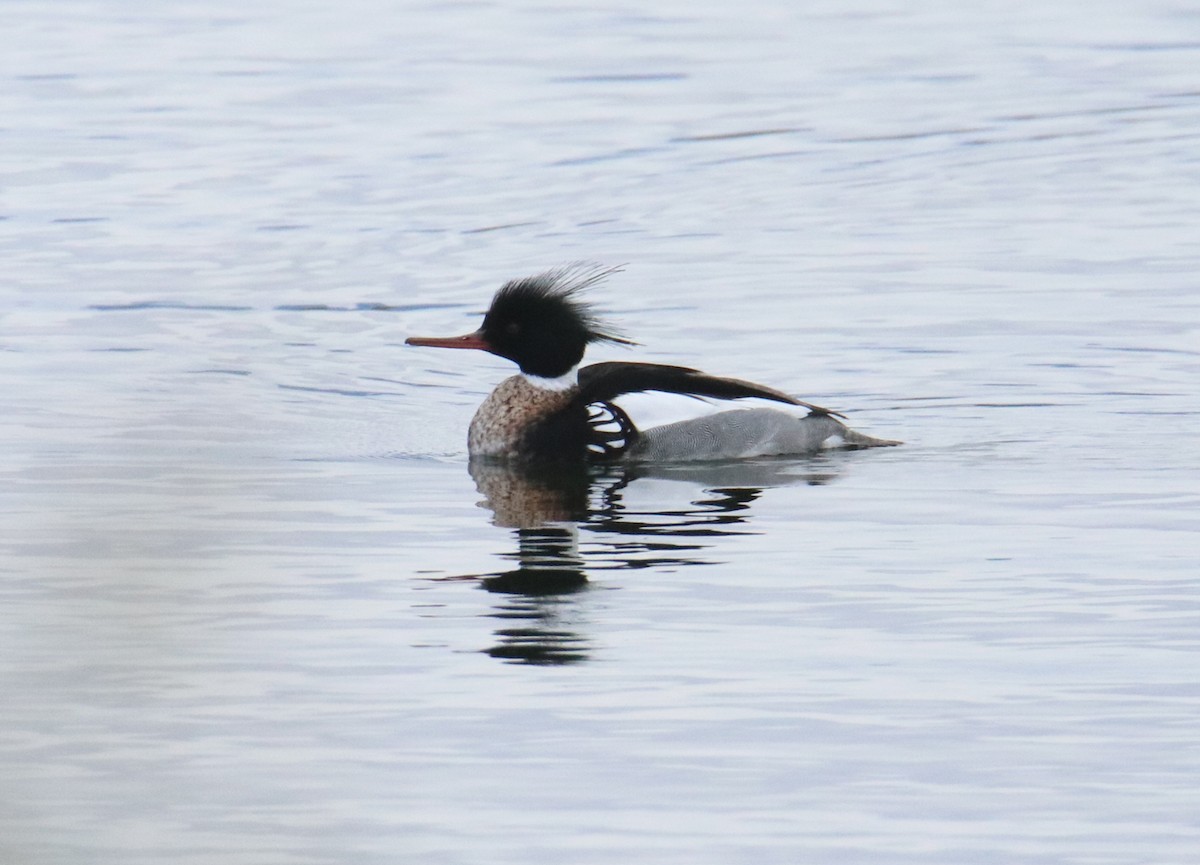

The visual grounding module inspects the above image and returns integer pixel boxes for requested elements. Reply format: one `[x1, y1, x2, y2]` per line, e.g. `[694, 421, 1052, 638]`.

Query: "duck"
[406, 266, 899, 462]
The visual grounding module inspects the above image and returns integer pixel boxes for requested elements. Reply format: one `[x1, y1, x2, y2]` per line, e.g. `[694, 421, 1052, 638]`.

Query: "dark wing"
[577, 361, 844, 418]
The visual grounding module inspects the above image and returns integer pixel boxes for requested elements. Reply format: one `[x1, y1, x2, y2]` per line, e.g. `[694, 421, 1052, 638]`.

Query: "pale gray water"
[3, 1, 1199, 863]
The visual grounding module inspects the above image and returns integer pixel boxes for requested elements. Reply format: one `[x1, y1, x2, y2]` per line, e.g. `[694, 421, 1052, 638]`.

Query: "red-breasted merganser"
[406, 267, 900, 462]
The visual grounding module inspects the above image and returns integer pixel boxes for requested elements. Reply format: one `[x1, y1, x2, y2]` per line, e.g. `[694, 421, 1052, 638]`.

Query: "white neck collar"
[521, 367, 578, 392]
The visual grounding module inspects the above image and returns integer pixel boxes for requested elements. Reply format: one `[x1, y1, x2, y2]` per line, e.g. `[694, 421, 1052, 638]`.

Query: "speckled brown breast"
[468, 375, 578, 459]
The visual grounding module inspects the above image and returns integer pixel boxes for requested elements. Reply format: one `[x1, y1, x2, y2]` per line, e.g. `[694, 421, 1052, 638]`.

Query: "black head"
[406, 265, 633, 376]
[477, 266, 632, 377]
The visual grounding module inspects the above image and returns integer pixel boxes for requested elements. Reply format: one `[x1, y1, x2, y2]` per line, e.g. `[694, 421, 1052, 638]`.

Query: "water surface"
[2, 1, 1199, 863]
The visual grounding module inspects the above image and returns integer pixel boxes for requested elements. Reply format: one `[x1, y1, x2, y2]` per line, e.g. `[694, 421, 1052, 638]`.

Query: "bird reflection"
[440, 456, 846, 665]
[479, 523, 590, 665]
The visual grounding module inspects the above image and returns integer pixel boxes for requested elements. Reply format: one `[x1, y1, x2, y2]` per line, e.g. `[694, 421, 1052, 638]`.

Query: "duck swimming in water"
[406, 267, 899, 462]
